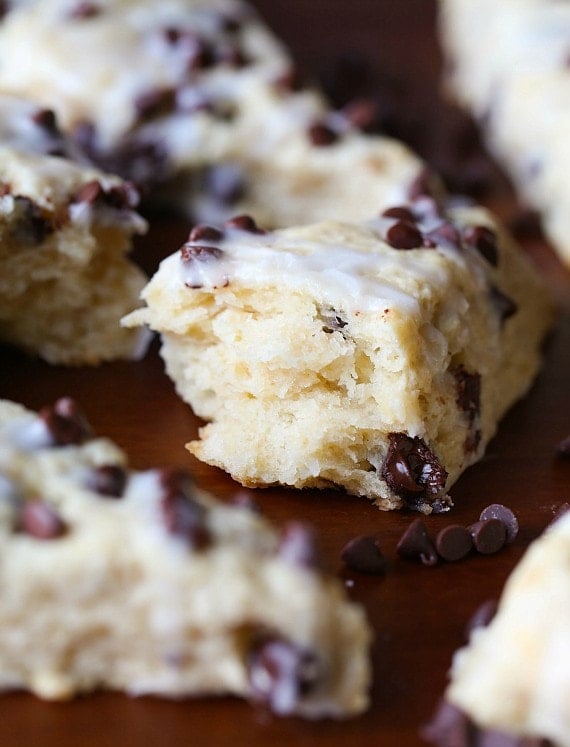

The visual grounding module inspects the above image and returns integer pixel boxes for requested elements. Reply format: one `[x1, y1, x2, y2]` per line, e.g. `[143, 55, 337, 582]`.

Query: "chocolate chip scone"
[123, 199, 553, 512]
[443, 510, 570, 745]
[439, 0, 570, 269]
[0, 0, 425, 223]
[0, 396, 371, 717]
[0, 94, 148, 364]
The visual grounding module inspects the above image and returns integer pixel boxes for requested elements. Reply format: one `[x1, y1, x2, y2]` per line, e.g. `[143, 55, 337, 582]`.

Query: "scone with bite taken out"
[123, 197, 553, 512]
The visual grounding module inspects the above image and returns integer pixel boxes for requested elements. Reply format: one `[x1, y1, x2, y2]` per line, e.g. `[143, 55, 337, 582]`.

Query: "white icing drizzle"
[175, 225, 458, 315]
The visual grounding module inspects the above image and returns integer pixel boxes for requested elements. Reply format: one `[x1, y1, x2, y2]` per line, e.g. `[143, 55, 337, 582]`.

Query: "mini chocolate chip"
[381, 433, 448, 505]
[468, 518, 506, 555]
[224, 214, 265, 234]
[68, 1, 101, 19]
[135, 87, 177, 120]
[31, 108, 59, 133]
[278, 521, 320, 569]
[247, 635, 321, 714]
[479, 504, 519, 544]
[10, 196, 53, 246]
[180, 243, 224, 262]
[453, 366, 481, 421]
[341, 97, 377, 130]
[396, 518, 438, 566]
[20, 500, 66, 540]
[556, 435, 570, 458]
[86, 465, 127, 498]
[464, 598, 498, 640]
[188, 224, 224, 243]
[463, 225, 499, 266]
[307, 121, 338, 147]
[435, 525, 473, 562]
[273, 65, 306, 93]
[381, 206, 416, 222]
[341, 534, 387, 575]
[489, 285, 518, 323]
[159, 469, 211, 550]
[385, 220, 423, 249]
[39, 397, 91, 446]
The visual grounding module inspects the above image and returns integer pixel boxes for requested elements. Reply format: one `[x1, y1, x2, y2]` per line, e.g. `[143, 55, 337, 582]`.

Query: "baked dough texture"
[0, 397, 371, 718]
[123, 200, 553, 511]
[0, 0, 425, 224]
[447, 511, 570, 745]
[439, 0, 570, 268]
[0, 94, 148, 364]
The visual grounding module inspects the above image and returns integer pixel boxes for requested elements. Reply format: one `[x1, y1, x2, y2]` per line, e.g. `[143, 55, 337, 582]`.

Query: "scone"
[0, 93, 148, 364]
[439, 0, 570, 268]
[0, 0, 425, 223]
[444, 511, 570, 745]
[0, 396, 371, 718]
[123, 198, 553, 512]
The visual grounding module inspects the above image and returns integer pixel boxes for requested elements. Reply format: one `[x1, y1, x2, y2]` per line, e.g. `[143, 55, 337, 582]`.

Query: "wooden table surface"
[1, 2, 570, 745]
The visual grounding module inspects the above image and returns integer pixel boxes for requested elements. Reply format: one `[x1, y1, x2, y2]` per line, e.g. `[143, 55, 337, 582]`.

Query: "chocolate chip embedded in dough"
[39, 397, 91, 446]
[381, 205, 416, 222]
[224, 214, 265, 234]
[435, 524, 473, 562]
[468, 518, 506, 555]
[247, 635, 321, 714]
[10, 196, 53, 246]
[188, 224, 224, 243]
[396, 518, 438, 566]
[385, 220, 423, 249]
[479, 504, 519, 544]
[489, 284, 518, 323]
[158, 469, 211, 550]
[67, 1, 102, 19]
[341, 534, 387, 575]
[307, 120, 338, 147]
[180, 243, 224, 263]
[381, 433, 448, 506]
[86, 465, 128, 498]
[20, 500, 66, 540]
[463, 224, 499, 266]
[453, 366, 481, 421]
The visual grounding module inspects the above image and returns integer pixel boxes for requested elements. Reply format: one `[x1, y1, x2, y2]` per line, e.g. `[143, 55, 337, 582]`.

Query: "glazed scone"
[123, 200, 553, 512]
[0, 396, 371, 718]
[0, 0, 425, 223]
[439, 0, 570, 268]
[0, 94, 148, 364]
[445, 511, 570, 745]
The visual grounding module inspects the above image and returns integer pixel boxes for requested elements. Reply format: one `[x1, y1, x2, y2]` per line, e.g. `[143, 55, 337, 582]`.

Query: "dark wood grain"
[1, 2, 569, 745]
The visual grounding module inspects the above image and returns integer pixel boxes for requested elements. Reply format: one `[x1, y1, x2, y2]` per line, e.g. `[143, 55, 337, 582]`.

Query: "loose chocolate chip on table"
[278, 521, 320, 569]
[341, 534, 387, 575]
[247, 635, 321, 714]
[86, 464, 128, 498]
[479, 504, 519, 544]
[396, 518, 438, 566]
[39, 397, 91, 446]
[468, 518, 506, 555]
[435, 525, 473, 562]
[20, 500, 66, 540]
